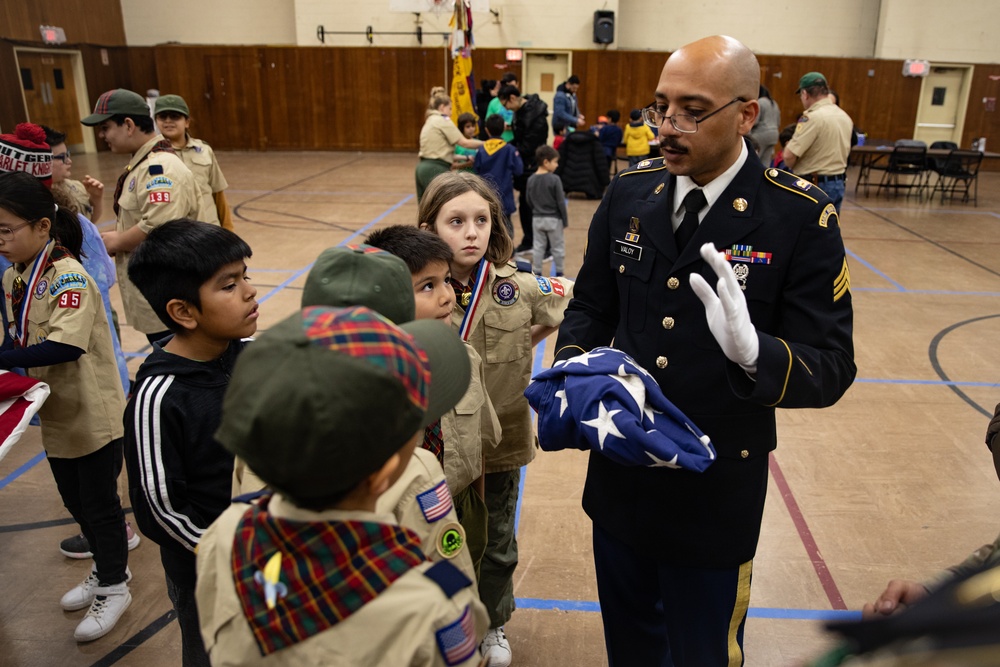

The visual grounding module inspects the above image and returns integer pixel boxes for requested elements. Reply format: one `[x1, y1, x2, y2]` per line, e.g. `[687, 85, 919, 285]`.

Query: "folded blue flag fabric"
[524, 347, 716, 471]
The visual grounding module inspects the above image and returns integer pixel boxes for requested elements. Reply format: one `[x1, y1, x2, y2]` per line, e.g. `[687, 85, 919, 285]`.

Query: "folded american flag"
[525, 347, 716, 471]
[0, 370, 49, 463]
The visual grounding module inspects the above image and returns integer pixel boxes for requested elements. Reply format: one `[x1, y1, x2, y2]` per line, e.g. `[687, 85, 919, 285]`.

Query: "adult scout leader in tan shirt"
[81, 88, 201, 343]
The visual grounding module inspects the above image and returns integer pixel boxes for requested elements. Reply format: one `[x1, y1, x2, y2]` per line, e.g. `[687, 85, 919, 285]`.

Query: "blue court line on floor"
[514, 597, 862, 621]
[844, 247, 906, 291]
[0, 450, 46, 491]
[854, 377, 1000, 387]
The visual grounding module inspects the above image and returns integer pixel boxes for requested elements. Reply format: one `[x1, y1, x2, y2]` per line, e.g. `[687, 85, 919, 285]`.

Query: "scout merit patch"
[417, 480, 453, 522]
[435, 605, 478, 666]
[57, 292, 81, 309]
[145, 175, 174, 190]
[149, 191, 172, 204]
[492, 278, 519, 306]
[436, 522, 466, 560]
[49, 272, 87, 297]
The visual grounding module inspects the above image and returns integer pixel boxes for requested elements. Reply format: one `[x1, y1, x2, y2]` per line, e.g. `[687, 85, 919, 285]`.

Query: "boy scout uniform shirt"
[442, 344, 501, 495]
[196, 495, 489, 666]
[116, 135, 200, 334]
[377, 447, 478, 584]
[3, 255, 125, 458]
[175, 136, 228, 226]
[453, 264, 573, 473]
[232, 448, 478, 583]
[784, 97, 853, 176]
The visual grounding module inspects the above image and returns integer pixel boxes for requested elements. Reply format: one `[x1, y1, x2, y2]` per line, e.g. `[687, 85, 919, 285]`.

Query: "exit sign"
[40, 25, 67, 44]
[903, 59, 930, 77]
[506, 49, 523, 62]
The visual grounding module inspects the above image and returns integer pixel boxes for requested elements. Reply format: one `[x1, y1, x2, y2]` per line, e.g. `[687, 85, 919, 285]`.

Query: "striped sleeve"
[132, 374, 204, 551]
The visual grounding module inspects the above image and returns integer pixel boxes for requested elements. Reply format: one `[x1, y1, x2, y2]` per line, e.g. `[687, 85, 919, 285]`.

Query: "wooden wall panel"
[0, 0, 126, 46]
[0, 42, 22, 133]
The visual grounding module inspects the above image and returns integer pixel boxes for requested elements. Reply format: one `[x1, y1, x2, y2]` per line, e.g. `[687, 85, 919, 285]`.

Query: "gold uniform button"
[656, 356, 668, 369]
[662, 316, 675, 329]
[667, 277, 680, 290]
[619, 264, 625, 274]
[740, 449, 749, 459]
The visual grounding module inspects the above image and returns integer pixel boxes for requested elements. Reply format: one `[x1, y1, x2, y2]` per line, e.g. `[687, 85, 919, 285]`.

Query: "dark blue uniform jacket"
[554, 150, 856, 567]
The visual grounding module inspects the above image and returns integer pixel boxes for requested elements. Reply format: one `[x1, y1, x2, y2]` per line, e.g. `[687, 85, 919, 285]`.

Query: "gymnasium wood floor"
[1, 150, 999, 667]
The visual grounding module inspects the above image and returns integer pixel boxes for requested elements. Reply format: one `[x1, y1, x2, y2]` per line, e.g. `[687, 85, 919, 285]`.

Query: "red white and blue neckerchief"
[525, 347, 717, 471]
[455, 260, 490, 342]
[11, 240, 53, 348]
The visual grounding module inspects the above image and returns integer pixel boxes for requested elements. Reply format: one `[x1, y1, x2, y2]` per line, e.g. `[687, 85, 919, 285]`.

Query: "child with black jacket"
[124, 219, 258, 667]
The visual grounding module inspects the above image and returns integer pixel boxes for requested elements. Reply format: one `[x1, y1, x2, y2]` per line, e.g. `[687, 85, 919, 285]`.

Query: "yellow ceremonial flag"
[450, 52, 476, 124]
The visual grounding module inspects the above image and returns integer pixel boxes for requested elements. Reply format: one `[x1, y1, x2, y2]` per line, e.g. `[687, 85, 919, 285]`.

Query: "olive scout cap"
[796, 72, 828, 93]
[82, 89, 151, 126]
[301, 244, 415, 324]
[216, 305, 471, 504]
[154, 94, 190, 117]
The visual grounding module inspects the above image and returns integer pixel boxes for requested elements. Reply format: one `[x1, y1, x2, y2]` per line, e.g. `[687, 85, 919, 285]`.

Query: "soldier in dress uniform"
[81, 88, 201, 344]
[551, 35, 857, 666]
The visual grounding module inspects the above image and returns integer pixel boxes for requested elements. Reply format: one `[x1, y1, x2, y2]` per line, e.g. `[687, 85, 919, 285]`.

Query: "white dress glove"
[689, 243, 760, 373]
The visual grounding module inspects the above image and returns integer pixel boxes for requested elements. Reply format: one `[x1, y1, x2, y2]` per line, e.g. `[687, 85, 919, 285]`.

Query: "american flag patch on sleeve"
[435, 605, 477, 665]
[417, 480, 453, 523]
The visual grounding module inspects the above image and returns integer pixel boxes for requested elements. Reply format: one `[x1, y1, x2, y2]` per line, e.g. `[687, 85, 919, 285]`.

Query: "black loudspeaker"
[594, 10, 614, 44]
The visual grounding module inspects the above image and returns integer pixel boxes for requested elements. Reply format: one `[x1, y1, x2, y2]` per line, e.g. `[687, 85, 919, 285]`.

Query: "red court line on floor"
[768, 453, 846, 610]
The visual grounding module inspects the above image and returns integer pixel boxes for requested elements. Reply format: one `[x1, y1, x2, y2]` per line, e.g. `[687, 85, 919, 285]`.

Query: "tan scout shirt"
[196, 497, 489, 667]
[442, 344, 501, 496]
[115, 135, 201, 334]
[454, 265, 574, 473]
[785, 97, 853, 176]
[419, 114, 465, 162]
[3, 252, 124, 458]
[176, 136, 228, 226]
[232, 448, 477, 582]
[377, 448, 477, 583]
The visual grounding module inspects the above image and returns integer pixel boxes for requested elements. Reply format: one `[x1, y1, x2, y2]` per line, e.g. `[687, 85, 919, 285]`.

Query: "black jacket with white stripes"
[124, 337, 244, 587]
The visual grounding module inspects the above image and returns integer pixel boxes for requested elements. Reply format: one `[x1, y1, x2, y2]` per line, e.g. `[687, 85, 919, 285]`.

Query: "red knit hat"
[0, 123, 52, 189]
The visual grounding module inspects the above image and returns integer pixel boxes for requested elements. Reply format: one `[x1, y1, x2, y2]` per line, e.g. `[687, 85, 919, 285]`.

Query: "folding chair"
[929, 149, 983, 206]
[875, 145, 929, 199]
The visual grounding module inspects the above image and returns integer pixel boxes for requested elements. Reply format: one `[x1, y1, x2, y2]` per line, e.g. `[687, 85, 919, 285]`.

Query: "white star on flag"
[645, 449, 682, 468]
[581, 401, 624, 450]
[555, 388, 569, 417]
[564, 349, 608, 367]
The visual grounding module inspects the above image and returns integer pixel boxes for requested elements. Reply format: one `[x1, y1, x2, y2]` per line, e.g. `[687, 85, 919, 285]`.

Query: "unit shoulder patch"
[818, 203, 838, 228]
[49, 272, 88, 297]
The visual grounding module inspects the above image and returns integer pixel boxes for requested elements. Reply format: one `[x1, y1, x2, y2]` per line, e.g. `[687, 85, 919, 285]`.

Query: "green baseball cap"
[301, 244, 415, 324]
[154, 94, 190, 117]
[216, 305, 471, 505]
[796, 72, 828, 93]
[81, 89, 150, 125]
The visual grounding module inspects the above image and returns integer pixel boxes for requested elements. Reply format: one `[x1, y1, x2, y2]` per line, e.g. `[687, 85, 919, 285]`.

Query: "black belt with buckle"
[811, 173, 846, 184]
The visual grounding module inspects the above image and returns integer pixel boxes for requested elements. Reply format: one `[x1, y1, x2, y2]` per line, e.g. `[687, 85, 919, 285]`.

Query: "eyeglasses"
[642, 97, 746, 133]
[0, 220, 34, 242]
[52, 151, 70, 163]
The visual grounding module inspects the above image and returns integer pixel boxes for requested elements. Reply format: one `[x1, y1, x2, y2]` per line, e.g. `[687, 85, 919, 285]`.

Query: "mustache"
[660, 138, 688, 153]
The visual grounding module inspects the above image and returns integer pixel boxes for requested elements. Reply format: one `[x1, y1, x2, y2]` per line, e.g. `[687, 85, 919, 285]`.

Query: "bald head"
[667, 35, 760, 101]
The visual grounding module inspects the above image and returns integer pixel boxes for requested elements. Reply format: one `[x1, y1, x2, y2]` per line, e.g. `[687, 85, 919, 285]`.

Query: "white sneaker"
[480, 626, 512, 667]
[61, 566, 132, 611]
[74, 582, 132, 642]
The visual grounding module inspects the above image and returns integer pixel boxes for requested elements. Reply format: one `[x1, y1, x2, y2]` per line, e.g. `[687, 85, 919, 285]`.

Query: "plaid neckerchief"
[113, 139, 175, 217]
[422, 419, 444, 466]
[231, 495, 426, 656]
[449, 260, 481, 309]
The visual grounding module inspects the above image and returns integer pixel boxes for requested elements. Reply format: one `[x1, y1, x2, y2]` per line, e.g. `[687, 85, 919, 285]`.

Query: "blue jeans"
[821, 178, 845, 214]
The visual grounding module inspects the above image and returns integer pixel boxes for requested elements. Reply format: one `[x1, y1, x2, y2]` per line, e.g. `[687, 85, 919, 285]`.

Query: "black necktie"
[675, 188, 707, 252]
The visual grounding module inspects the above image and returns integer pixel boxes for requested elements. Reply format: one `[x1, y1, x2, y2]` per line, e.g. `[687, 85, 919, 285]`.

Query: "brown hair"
[417, 172, 513, 264]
